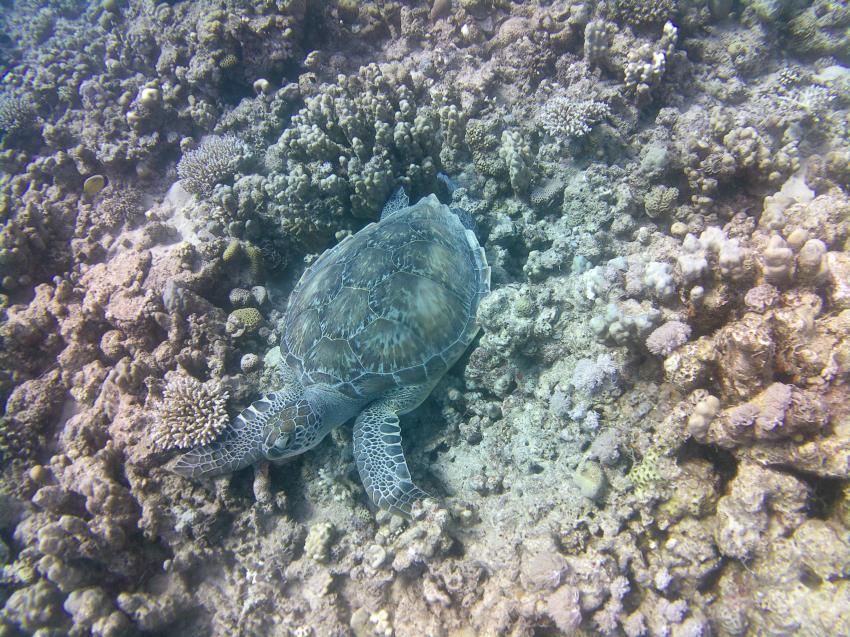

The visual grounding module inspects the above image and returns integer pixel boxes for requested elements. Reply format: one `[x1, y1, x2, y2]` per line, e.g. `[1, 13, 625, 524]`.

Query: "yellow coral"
[222, 239, 241, 263]
[228, 307, 262, 334]
[221, 240, 263, 279]
[242, 242, 263, 278]
[628, 448, 661, 493]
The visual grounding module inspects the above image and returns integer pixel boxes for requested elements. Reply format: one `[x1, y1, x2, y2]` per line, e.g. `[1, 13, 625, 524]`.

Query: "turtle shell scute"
[283, 195, 486, 399]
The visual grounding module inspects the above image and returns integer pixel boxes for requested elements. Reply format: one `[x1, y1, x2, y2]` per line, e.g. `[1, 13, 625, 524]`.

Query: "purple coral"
[571, 354, 618, 395]
[646, 320, 692, 357]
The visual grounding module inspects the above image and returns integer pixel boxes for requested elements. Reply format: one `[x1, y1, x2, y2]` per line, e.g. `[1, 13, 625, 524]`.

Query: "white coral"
[153, 375, 229, 450]
[540, 95, 610, 141]
[177, 134, 250, 197]
[646, 320, 692, 357]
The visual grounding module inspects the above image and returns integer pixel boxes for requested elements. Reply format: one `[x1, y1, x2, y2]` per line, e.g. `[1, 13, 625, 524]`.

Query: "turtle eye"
[266, 433, 290, 460]
[273, 433, 290, 451]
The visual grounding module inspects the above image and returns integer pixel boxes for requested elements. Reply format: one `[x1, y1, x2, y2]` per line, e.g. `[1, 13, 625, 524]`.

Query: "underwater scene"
[1, 0, 850, 635]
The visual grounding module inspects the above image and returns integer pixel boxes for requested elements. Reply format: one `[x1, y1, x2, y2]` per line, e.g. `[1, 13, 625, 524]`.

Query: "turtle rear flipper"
[353, 400, 428, 516]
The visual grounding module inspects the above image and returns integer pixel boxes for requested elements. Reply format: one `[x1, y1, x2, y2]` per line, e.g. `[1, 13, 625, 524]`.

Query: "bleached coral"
[677, 227, 750, 286]
[304, 522, 335, 563]
[694, 382, 828, 449]
[590, 300, 662, 346]
[499, 129, 533, 194]
[574, 460, 606, 501]
[759, 235, 795, 285]
[623, 21, 678, 103]
[646, 320, 692, 357]
[545, 586, 582, 633]
[153, 374, 229, 450]
[540, 95, 610, 142]
[571, 354, 618, 395]
[643, 261, 676, 298]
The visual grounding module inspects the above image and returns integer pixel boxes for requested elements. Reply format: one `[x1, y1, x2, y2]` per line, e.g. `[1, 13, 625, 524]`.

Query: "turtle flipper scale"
[352, 400, 428, 516]
[171, 428, 258, 478]
[171, 390, 294, 478]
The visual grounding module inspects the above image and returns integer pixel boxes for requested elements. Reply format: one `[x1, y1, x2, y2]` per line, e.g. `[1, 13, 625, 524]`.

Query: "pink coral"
[646, 320, 692, 357]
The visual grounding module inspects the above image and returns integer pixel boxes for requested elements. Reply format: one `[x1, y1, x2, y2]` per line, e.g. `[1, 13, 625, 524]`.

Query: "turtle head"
[261, 397, 325, 461]
[171, 388, 323, 479]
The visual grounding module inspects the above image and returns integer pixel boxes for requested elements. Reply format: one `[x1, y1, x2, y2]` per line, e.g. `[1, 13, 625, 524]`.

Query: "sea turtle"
[173, 192, 490, 515]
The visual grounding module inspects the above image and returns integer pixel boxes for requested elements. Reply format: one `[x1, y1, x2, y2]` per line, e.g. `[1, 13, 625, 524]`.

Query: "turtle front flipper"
[353, 401, 428, 516]
[171, 391, 290, 478]
[171, 427, 262, 478]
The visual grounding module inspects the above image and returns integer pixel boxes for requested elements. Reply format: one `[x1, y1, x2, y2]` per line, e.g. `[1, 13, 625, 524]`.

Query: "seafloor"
[1, 1, 849, 636]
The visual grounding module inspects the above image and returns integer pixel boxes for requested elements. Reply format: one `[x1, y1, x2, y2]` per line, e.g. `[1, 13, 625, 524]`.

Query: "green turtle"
[173, 193, 490, 515]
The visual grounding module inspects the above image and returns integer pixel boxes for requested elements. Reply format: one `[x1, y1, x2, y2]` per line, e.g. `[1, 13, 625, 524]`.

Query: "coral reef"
[1, 1, 849, 636]
[259, 62, 458, 245]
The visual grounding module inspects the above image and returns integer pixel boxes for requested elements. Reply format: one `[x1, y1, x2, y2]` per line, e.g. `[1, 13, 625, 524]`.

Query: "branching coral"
[623, 21, 678, 103]
[177, 134, 252, 198]
[646, 320, 692, 357]
[0, 1, 849, 636]
[540, 95, 611, 143]
[262, 63, 457, 245]
[0, 94, 39, 145]
[153, 374, 230, 450]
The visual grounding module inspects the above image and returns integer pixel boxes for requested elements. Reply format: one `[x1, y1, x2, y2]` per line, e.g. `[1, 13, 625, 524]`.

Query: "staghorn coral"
[177, 134, 252, 198]
[539, 95, 611, 143]
[153, 374, 230, 450]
